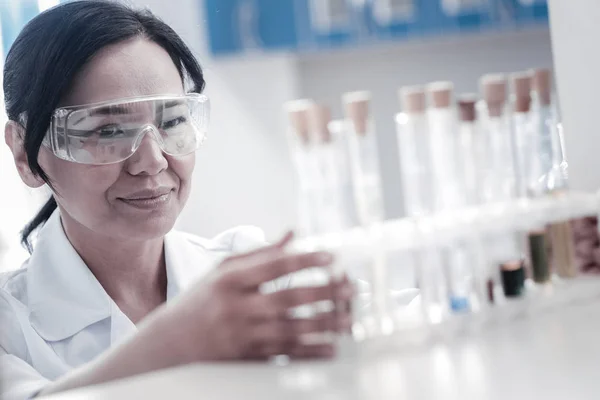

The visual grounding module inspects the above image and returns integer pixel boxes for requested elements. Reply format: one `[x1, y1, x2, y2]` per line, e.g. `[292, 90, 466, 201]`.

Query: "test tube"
[342, 91, 385, 225]
[455, 96, 494, 305]
[479, 74, 520, 302]
[308, 104, 348, 233]
[396, 86, 447, 324]
[457, 95, 482, 206]
[511, 72, 535, 199]
[425, 81, 463, 211]
[284, 99, 320, 237]
[396, 86, 434, 217]
[425, 83, 474, 314]
[327, 119, 359, 229]
[531, 69, 577, 279]
[480, 74, 517, 202]
[342, 91, 390, 335]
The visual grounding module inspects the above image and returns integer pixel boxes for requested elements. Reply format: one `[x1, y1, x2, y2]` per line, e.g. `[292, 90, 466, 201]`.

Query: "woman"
[0, 2, 353, 399]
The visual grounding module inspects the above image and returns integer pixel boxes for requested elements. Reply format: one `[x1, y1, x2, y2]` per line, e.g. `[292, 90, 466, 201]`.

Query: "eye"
[96, 124, 126, 138]
[160, 116, 187, 130]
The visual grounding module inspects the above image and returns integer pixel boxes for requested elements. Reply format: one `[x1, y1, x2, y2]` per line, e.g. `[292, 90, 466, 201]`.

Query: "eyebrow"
[70, 99, 185, 126]
[71, 105, 132, 126]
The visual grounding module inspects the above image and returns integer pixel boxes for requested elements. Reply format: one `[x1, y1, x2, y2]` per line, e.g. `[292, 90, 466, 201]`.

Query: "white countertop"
[45, 278, 600, 400]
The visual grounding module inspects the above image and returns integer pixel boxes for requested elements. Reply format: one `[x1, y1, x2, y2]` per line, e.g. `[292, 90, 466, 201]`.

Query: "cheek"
[39, 149, 121, 202]
[168, 154, 195, 197]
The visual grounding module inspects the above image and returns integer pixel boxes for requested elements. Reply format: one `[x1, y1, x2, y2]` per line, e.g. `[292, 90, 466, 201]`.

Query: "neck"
[60, 213, 167, 323]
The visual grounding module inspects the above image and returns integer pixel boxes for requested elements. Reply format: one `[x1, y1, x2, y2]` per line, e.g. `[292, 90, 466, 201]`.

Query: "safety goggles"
[38, 93, 210, 165]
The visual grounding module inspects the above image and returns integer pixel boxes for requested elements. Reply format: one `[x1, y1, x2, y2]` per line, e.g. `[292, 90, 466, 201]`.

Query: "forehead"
[61, 38, 184, 107]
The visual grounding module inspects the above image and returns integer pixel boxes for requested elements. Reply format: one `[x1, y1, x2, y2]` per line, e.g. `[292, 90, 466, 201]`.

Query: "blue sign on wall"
[202, 0, 549, 57]
[432, 0, 495, 35]
[366, 0, 428, 41]
[204, 0, 299, 56]
[496, 0, 548, 24]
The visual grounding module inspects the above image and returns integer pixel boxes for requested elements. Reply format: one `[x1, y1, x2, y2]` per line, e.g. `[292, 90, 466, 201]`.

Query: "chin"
[114, 211, 178, 240]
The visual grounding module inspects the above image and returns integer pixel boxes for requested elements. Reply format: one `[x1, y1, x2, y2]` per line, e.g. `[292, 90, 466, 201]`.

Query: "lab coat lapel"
[27, 211, 112, 342]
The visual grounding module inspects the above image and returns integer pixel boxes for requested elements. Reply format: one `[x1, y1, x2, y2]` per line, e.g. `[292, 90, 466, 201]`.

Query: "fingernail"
[315, 251, 334, 264]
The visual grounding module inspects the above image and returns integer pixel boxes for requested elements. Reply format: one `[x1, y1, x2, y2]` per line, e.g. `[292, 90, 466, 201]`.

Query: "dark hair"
[3, 0, 205, 252]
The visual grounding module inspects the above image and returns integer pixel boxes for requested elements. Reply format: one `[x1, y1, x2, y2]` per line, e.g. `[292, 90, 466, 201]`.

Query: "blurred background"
[0, 0, 555, 270]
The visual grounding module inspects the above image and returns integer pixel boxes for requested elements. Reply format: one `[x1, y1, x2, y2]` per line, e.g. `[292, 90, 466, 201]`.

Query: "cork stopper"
[343, 91, 371, 136]
[399, 86, 426, 114]
[309, 104, 332, 143]
[480, 74, 507, 118]
[457, 94, 478, 122]
[511, 71, 533, 113]
[284, 99, 313, 145]
[426, 81, 454, 109]
[532, 68, 552, 106]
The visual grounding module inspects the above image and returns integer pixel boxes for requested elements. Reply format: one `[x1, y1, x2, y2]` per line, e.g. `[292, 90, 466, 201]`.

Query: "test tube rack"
[293, 190, 598, 256]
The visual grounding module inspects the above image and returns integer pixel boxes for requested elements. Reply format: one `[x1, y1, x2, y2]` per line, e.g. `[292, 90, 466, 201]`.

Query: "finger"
[249, 312, 347, 344]
[332, 278, 355, 315]
[287, 343, 335, 359]
[243, 340, 296, 360]
[244, 341, 335, 360]
[219, 231, 295, 269]
[248, 281, 354, 319]
[222, 251, 334, 289]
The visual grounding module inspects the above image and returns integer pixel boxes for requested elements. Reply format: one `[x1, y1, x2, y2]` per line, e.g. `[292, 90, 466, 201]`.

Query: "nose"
[125, 127, 168, 176]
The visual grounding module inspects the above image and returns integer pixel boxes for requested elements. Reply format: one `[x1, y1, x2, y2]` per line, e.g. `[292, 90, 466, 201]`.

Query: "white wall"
[296, 28, 554, 218]
[547, 0, 600, 193]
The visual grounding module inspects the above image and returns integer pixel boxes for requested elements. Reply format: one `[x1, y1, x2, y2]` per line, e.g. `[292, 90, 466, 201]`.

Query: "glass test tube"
[343, 91, 385, 225]
[426, 82, 475, 315]
[511, 72, 535, 199]
[284, 100, 321, 238]
[343, 91, 390, 335]
[284, 102, 337, 344]
[478, 74, 520, 302]
[397, 86, 435, 217]
[426, 81, 463, 211]
[455, 96, 499, 305]
[531, 69, 577, 279]
[457, 95, 482, 207]
[395, 86, 441, 326]
[327, 119, 359, 229]
[308, 104, 349, 234]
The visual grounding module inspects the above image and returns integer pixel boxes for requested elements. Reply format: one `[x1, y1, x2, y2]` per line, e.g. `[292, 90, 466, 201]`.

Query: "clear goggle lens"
[44, 93, 210, 165]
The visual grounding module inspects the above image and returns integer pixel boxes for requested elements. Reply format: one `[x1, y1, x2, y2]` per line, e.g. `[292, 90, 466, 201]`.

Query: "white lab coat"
[0, 210, 266, 400]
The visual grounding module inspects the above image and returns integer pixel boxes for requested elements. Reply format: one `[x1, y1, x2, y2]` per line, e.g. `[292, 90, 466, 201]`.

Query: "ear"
[5, 121, 46, 188]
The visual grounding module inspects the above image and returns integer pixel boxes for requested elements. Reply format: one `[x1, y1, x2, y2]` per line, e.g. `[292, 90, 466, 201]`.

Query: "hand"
[167, 232, 354, 361]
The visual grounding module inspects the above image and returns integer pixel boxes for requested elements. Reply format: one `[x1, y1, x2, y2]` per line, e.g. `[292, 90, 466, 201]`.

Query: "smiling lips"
[118, 188, 173, 209]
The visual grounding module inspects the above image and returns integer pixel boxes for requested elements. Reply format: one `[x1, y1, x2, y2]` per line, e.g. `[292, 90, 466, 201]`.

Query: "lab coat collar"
[27, 211, 213, 342]
[27, 211, 112, 342]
